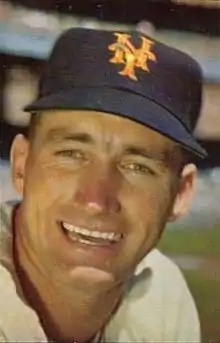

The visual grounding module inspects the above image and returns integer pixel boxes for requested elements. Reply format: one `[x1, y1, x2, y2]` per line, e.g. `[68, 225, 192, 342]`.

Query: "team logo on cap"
[108, 33, 156, 81]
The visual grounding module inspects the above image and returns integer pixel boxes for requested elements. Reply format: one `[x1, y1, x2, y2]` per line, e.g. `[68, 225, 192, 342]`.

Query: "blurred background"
[0, 0, 219, 341]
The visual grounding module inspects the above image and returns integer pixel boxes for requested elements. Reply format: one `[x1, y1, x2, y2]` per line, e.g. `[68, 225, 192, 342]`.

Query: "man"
[0, 28, 207, 342]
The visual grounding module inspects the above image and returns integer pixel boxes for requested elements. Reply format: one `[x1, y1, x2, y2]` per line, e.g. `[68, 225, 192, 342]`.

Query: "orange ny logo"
[108, 33, 156, 81]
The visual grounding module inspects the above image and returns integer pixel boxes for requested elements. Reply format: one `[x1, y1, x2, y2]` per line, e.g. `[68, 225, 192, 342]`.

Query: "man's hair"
[172, 146, 195, 175]
[26, 113, 42, 141]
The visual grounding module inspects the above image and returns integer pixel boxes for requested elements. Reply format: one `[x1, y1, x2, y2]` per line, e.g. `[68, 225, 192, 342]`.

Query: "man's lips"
[59, 221, 124, 246]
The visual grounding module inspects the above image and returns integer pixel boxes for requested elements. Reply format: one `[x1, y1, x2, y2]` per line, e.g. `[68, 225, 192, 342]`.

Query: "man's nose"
[74, 164, 122, 215]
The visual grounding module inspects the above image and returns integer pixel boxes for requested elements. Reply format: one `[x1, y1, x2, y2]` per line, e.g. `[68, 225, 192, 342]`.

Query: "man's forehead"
[38, 109, 175, 149]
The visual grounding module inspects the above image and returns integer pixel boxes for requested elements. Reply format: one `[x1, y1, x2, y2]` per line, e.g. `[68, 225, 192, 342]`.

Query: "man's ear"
[10, 134, 30, 197]
[168, 164, 197, 222]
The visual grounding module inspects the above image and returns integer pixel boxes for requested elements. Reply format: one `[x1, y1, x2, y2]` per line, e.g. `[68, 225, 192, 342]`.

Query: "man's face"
[11, 110, 195, 286]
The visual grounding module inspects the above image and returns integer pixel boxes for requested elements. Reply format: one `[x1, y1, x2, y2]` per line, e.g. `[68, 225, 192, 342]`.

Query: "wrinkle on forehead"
[37, 109, 179, 161]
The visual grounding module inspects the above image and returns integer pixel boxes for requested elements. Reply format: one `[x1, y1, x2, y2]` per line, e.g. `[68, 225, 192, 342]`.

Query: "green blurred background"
[159, 223, 220, 342]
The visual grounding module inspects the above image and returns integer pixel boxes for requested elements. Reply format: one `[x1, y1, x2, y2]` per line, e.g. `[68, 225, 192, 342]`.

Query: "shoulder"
[105, 249, 201, 342]
[0, 264, 18, 341]
[0, 263, 23, 325]
[134, 248, 191, 294]
[131, 249, 196, 309]
[0, 201, 46, 342]
[0, 264, 47, 341]
[145, 248, 189, 286]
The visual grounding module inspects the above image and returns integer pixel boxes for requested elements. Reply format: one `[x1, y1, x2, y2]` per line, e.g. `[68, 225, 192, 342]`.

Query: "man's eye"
[54, 149, 86, 160]
[120, 162, 155, 175]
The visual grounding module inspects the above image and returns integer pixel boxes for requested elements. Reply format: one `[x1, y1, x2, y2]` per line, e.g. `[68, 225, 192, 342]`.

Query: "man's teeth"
[62, 222, 122, 242]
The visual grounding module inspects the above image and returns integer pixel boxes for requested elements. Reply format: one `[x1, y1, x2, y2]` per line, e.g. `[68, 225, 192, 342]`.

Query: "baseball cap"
[24, 27, 207, 158]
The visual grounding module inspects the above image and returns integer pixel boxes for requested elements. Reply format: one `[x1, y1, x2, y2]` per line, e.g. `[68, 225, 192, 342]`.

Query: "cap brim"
[24, 87, 207, 159]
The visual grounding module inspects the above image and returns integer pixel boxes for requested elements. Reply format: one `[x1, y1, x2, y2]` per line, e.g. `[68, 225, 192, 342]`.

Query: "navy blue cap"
[24, 27, 207, 158]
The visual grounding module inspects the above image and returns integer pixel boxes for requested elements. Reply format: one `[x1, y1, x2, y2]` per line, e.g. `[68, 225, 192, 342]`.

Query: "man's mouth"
[60, 221, 123, 246]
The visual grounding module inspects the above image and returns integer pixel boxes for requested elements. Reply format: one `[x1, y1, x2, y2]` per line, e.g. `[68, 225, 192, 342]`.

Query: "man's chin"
[68, 266, 118, 291]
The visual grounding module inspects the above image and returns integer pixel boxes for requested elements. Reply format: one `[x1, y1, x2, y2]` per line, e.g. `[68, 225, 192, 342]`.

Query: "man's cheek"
[131, 196, 168, 243]
[26, 168, 64, 199]
[130, 193, 159, 221]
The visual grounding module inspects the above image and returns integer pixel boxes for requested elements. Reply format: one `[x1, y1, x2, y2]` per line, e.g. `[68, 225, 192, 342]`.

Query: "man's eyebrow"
[123, 145, 168, 163]
[43, 128, 95, 144]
